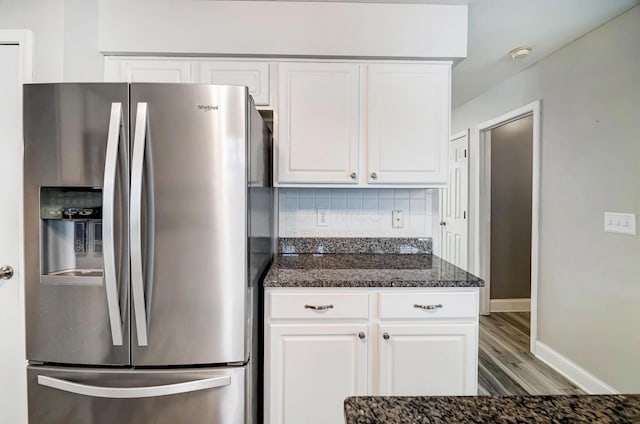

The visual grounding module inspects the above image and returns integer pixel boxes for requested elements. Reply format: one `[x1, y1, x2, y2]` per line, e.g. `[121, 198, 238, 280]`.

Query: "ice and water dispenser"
[40, 187, 104, 284]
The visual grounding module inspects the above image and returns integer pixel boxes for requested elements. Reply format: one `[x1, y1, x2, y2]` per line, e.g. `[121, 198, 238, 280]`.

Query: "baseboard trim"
[534, 341, 619, 394]
[490, 298, 530, 312]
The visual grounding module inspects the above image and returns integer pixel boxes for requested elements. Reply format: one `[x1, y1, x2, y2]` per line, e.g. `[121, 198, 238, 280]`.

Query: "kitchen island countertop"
[343, 395, 640, 423]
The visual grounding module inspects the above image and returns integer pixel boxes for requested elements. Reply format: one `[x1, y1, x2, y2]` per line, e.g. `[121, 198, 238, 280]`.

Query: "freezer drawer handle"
[103, 102, 125, 346]
[37, 375, 231, 399]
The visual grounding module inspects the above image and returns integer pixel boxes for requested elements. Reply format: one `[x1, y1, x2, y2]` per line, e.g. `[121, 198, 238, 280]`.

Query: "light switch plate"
[604, 212, 636, 235]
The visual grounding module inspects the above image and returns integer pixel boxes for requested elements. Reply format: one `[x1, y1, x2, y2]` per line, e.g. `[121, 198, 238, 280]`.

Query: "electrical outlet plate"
[317, 208, 329, 227]
[604, 212, 636, 235]
[392, 210, 404, 229]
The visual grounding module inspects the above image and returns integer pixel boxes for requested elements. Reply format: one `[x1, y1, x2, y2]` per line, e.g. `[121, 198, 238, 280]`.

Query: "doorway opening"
[473, 100, 541, 354]
[488, 116, 533, 317]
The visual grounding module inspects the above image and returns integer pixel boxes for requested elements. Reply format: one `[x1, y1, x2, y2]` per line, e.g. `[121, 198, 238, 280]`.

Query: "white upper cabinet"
[104, 57, 272, 106]
[367, 63, 450, 185]
[104, 57, 451, 187]
[275, 61, 451, 187]
[104, 58, 192, 83]
[276, 62, 360, 184]
[198, 61, 270, 105]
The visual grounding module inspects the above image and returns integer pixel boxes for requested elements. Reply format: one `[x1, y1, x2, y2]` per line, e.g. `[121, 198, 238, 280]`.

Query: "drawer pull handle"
[414, 303, 443, 310]
[304, 304, 334, 311]
[358, 332, 366, 340]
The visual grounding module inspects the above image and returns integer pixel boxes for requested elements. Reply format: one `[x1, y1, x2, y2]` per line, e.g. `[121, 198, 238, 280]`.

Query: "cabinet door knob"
[414, 303, 443, 310]
[0, 266, 14, 280]
[350, 172, 357, 180]
[370, 172, 378, 180]
[358, 332, 366, 340]
[304, 304, 334, 311]
[382, 332, 390, 340]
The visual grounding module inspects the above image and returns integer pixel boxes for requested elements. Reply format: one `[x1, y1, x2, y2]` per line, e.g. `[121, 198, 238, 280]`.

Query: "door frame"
[471, 100, 541, 354]
[0, 29, 33, 424]
[0, 30, 34, 266]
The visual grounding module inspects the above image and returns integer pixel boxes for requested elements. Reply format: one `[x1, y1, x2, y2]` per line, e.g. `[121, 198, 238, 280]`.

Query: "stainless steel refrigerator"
[23, 83, 274, 423]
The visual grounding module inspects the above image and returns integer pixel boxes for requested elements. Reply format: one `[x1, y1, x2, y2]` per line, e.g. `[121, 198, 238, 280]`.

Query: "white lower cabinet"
[267, 324, 368, 424]
[264, 288, 479, 424]
[377, 322, 477, 396]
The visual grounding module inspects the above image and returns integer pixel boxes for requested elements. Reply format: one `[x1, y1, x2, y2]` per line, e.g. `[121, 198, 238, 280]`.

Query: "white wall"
[279, 189, 435, 238]
[98, 0, 467, 58]
[0, 0, 102, 82]
[453, 6, 640, 392]
[1, 1, 464, 83]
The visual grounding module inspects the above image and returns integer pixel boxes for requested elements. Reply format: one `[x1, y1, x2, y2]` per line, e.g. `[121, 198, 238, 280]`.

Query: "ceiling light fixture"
[509, 46, 532, 60]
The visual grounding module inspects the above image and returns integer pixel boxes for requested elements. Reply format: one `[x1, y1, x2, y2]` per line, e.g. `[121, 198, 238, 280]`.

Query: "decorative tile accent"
[279, 188, 435, 237]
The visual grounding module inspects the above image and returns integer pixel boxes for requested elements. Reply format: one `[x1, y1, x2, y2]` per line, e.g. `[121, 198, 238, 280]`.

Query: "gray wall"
[490, 116, 533, 300]
[453, 6, 640, 392]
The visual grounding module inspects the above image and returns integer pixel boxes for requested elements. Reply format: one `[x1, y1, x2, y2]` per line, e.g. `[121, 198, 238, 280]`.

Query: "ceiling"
[452, 0, 640, 107]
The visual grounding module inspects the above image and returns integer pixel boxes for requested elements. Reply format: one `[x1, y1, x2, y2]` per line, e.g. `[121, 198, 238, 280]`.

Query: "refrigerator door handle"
[37, 375, 231, 399]
[103, 102, 125, 346]
[131, 102, 154, 347]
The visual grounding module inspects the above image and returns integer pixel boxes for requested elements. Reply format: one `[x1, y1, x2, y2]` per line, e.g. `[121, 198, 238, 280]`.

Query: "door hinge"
[464, 149, 467, 158]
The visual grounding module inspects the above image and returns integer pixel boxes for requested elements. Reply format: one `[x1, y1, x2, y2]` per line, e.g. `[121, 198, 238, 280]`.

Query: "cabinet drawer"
[268, 292, 369, 320]
[379, 291, 476, 320]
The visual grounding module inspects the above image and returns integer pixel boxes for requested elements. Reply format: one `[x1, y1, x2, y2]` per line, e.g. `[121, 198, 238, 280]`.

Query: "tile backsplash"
[278, 188, 436, 238]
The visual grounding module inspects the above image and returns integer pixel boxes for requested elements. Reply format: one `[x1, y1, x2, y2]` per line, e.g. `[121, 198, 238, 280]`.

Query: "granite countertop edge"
[343, 394, 640, 424]
[263, 253, 485, 289]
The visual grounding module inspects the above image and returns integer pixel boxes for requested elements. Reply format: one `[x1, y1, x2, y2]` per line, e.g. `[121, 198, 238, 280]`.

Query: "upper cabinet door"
[198, 61, 270, 106]
[277, 62, 360, 184]
[104, 58, 192, 83]
[367, 63, 450, 185]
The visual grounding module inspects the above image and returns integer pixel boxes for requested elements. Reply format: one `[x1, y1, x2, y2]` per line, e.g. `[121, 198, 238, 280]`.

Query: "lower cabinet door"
[377, 323, 477, 396]
[267, 324, 368, 424]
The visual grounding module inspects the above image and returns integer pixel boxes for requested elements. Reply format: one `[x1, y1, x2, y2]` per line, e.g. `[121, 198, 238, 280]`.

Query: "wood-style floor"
[478, 312, 584, 395]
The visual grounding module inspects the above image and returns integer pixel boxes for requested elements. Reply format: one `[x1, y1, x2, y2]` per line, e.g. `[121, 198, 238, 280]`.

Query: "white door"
[267, 323, 368, 424]
[377, 323, 476, 396]
[0, 42, 28, 424]
[276, 62, 360, 184]
[439, 132, 469, 269]
[367, 63, 450, 184]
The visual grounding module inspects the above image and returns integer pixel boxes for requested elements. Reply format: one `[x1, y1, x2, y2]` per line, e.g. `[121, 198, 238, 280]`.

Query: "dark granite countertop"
[344, 395, 640, 423]
[263, 253, 484, 288]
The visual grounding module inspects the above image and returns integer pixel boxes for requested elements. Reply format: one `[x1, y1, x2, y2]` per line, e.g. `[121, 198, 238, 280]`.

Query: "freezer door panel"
[23, 83, 130, 365]
[27, 366, 245, 424]
[130, 84, 248, 365]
